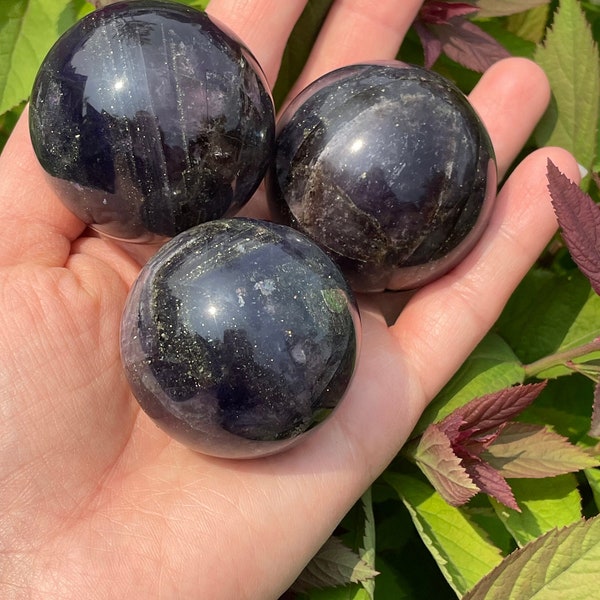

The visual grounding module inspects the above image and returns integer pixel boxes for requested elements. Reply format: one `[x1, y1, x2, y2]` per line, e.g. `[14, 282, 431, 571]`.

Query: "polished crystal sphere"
[120, 218, 360, 458]
[268, 61, 497, 292]
[29, 0, 275, 241]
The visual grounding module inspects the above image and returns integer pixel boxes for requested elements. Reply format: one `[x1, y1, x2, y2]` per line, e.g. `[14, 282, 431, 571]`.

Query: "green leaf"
[483, 422, 599, 478]
[466, 499, 517, 556]
[496, 269, 600, 376]
[534, 0, 600, 169]
[489, 475, 582, 547]
[301, 584, 371, 600]
[359, 489, 376, 600]
[385, 472, 503, 597]
[293, 537, 378, 594]
[584, 468, 600, 512]
[506, 5, 551, 43]
[414, 333, 525, 435]
[463, 516, 600, 599]
[372, 502, 458, 598]
[0, 0, 92, 114]
[177, 0, 210, 10]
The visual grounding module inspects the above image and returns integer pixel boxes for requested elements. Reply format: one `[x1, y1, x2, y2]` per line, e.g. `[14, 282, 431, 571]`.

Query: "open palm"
[0, 1, 580, 598]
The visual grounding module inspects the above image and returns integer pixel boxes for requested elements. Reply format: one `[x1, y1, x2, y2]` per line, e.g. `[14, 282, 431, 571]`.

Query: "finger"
[288, 0, 424, 98]
[468, 57, 551, 179]
[206, 0, 309, 87]
[390, 146, 581, 402]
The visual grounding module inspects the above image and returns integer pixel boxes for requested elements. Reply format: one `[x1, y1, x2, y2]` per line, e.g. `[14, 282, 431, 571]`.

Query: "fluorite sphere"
[120, 218, 360, 458]
[29, 0, 275, 242]
[268, 62, 497, 292]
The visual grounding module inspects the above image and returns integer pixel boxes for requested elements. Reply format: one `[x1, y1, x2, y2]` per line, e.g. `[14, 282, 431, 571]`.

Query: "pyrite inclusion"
[29, 0, 275, 241]
[269, 61, 497, 292]
[120, 218, 360, 458]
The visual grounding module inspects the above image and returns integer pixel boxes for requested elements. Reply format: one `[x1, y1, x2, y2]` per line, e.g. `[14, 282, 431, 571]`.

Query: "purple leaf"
[436, 409, 468, 442]
[462, 458, 520, 511]
[413, 21, 444, 69]
[429, 20, 511, 72]
[548, 160, 600, 296]
[419, 1, 479, 24]
[590, 380, 600, 438]
[413, 1, 509, 71]
[412, 384, 546, 508]
[438, 382, 547, 436]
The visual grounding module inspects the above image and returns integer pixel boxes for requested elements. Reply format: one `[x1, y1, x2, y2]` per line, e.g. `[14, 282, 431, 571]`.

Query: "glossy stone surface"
[268, 62, 497, 292]
[30, 0, 275, 242]
[121, 218, 360, 458]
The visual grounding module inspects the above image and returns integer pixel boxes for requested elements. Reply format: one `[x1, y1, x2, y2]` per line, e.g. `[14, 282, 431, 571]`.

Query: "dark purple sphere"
[29, 0, 275, 242]
[120, 218, 360, 458]
[268, 62, 497, 292]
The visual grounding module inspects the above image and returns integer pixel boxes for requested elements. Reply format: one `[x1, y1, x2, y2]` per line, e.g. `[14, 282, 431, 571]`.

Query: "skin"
[0, 0, 581, 598]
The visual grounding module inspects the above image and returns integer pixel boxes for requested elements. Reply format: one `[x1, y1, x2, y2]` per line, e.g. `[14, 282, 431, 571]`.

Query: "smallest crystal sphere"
[29, 0, 275, 242]
[120, 218, 360, 458]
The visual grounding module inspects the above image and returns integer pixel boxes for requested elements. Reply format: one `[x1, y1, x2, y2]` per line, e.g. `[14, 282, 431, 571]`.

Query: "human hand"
[0, 1, 581, 598]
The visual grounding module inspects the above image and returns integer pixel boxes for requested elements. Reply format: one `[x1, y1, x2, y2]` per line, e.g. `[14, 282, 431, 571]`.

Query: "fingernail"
[578, 163, 589, 179]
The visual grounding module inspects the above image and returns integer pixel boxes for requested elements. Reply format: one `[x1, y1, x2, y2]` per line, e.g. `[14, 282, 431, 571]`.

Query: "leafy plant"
[1, 0, 600, 598]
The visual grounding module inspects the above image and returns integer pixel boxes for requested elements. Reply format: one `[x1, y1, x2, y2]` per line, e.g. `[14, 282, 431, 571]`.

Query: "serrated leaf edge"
[463, 515, 600, 598]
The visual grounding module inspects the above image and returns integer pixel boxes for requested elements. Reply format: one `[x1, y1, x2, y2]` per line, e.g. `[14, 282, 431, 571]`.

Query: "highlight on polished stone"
[268, 61, 497, 292]
[120, 218, 361, 458]
[29, 0, 275, 242]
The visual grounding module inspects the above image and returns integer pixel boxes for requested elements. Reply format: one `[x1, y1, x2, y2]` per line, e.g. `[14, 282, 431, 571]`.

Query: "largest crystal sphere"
[120, 218, 360, 458]
[29, 0, 275, 241]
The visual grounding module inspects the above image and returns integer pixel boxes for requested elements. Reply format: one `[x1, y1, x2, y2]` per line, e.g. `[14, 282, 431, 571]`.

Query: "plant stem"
[523, 338, 600, 378]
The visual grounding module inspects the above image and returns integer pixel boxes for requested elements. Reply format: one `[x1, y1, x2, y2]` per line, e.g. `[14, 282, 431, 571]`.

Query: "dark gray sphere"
[30, 0, 275, 241]
[120, 218, 360, 458]
[268, 62, 497, 292]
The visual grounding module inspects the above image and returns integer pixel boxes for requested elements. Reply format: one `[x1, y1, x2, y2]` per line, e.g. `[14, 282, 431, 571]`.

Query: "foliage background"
[1, 0, 600, 598]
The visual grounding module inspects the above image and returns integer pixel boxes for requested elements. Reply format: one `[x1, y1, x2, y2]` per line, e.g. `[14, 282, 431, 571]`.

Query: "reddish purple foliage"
[430, 383, 547, 509]
[547, 160, 600, 296]
[419, 1, 479, 24]
[441, 382, 547, 435]
[414, 0, 510, 71]
[461, 458, 519, 511]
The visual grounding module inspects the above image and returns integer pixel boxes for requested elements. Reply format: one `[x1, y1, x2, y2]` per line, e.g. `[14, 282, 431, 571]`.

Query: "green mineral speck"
[322, 288, 348, 313]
